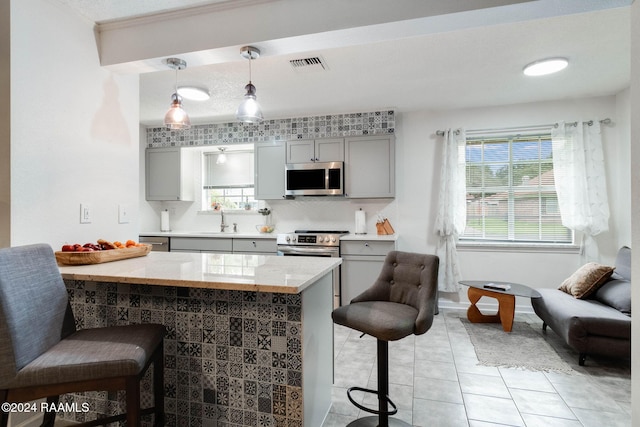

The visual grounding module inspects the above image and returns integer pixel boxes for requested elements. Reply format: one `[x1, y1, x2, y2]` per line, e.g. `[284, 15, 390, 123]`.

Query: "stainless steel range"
[277, 230, 348, 308]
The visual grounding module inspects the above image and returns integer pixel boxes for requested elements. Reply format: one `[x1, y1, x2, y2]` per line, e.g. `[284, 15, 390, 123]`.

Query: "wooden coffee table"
[459, 281, 541, 332]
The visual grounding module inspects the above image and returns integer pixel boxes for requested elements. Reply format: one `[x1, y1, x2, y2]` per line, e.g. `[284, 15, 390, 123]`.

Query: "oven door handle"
[278, 246, 339, 256]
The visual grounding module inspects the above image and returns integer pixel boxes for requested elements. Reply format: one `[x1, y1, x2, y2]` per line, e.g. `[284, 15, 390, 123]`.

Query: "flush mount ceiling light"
[216, 147, 227, 164]
[163, 58, 191, 130]
[236, 46, 263, 123]
[177, 85, 210, 101]
[523, 57, 568, 76]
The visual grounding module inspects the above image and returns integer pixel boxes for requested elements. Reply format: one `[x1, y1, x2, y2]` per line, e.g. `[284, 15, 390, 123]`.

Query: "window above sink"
[202, 144, 258, 212]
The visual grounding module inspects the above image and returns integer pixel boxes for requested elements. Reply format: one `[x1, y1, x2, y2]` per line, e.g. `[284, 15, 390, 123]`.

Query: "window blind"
[203, 151, 254, 188]
[461, 132, 572, 244]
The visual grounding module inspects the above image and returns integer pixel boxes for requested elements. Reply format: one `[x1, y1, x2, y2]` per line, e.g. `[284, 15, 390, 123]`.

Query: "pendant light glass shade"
[163, 58, 191, 130]
[236, 46, 263, 123]
[236, 83, 263, 123]
[216, 147, 227, 164]
[164, 93, 191, 129]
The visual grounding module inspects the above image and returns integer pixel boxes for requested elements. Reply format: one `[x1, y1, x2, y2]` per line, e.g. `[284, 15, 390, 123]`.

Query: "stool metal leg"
[346, 339, 411, 427]
[378, 340, 389, 425]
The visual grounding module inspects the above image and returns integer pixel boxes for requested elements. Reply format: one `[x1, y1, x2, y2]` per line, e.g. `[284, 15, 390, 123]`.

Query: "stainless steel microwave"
[285, 161, 344, 196]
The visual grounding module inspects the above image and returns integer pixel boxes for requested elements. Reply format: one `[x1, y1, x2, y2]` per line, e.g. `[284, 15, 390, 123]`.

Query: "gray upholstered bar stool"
[332, 251, 439, 427]
[0, 244, 166, 427]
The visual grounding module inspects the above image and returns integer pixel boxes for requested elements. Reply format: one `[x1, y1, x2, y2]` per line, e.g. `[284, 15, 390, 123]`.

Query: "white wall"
[629, 1, 639, 424]
[395, 95, 629, 311]
[10, 0, 141, 248]
[0, 0, 9, 248]
[612, 88, 632, 251]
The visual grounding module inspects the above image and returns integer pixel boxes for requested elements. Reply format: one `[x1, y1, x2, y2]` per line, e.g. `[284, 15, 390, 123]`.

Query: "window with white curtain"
[202, 147, 256, 211]
[460, 132, 573, 245]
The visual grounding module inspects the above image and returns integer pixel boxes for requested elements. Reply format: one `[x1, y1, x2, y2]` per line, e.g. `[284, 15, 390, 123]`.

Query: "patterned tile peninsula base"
[61, 280, 308, 427]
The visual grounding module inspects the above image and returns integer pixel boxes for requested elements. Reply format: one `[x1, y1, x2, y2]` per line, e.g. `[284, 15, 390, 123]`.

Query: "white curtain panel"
[551, 120, 610, 262]
[434, 128, 467, 292]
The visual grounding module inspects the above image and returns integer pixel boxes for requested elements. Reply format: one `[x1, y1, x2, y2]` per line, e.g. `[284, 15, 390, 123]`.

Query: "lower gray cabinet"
[170, 237, 232, 253]
[232, 238, 277, 255]
[168, 236, 276, 254]
[340, 240, 396, 305]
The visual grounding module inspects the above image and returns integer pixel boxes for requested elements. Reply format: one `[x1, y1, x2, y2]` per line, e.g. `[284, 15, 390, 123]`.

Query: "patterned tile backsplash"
[146, 110, 395, 148]
[62, 280, 307, 427]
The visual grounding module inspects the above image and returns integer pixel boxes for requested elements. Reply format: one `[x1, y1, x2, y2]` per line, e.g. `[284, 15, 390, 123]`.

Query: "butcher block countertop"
[58, 251, 341, 294]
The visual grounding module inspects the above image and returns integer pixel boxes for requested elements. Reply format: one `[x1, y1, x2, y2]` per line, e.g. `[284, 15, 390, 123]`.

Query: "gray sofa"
[532, 246, 631, 366]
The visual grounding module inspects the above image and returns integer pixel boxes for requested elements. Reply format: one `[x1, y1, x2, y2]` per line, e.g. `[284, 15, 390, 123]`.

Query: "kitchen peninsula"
[58, 252, 341, 427]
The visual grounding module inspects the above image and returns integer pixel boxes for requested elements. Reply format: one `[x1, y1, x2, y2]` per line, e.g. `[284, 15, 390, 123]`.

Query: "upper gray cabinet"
[255, 141, 286, 199]
[344, 135, 395, 198]
[255, 136, 395, 199]
[146, 147, 195, 201]
[286, 138, 344, 163]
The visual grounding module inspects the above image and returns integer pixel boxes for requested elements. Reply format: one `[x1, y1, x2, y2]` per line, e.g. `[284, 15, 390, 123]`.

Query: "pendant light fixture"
[163, 58, 191, 130]
[236, 46, 263, 123]
[216, 147, 227, 164]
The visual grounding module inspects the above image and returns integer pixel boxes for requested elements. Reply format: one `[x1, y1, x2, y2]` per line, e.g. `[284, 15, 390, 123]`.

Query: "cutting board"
[55, 244, 152, 265]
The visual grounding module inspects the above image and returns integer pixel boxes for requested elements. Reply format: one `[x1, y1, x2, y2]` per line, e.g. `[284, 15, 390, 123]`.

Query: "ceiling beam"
[97, 0, 535, 73]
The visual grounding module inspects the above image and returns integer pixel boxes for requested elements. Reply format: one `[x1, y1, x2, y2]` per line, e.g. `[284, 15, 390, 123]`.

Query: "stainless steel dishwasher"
[139, 236, 169, 252]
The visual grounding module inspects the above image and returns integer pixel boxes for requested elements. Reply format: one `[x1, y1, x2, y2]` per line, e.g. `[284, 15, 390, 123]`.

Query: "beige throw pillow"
[558, 262, 615, 299]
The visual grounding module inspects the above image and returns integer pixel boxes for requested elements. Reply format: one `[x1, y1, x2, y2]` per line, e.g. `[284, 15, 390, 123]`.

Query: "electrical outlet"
[80, 203, 92, 224]
[118, 204, 130, 224]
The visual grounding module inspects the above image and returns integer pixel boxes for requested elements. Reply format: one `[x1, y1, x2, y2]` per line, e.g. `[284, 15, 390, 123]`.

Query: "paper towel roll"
[160, 210, 171, 232]
[355, 209, 366, 234]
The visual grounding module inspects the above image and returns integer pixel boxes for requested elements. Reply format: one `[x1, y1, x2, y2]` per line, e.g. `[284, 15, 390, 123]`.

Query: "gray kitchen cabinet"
[232, 238, 277, 255]
[168, 236, 276, 255]
[255, 141, 286, 199]
[340, 240, 396, 305]
[146, 147, 195, 201]
[344, 135, 395, 198]
[170, 237, 233, 253]
[286, 138, 344, 163]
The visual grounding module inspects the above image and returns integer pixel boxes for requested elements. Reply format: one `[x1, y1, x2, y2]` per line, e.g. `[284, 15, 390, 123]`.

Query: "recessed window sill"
[457, 242, 580, 254]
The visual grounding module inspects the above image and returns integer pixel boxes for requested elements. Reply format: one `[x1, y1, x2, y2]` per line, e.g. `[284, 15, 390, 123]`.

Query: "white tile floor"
[324, 309, 631, 427]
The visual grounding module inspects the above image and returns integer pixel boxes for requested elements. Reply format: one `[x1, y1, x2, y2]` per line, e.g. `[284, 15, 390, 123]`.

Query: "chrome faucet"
[220, 210, 228, 232]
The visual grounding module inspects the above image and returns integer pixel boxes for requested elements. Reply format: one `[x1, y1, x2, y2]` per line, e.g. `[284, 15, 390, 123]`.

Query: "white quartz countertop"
[59, 252, 341, 294]
[139, 231, 276, 239]
[340, 233, 398, 241]
[140, 231, 398, 241]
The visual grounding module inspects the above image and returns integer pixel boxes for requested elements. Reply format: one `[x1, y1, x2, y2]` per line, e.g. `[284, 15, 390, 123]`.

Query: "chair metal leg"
[41, 396, 59, 427]
[1, 390, 8, 427]
[378, 340, 389, 426]
[346, 340, 410, 427]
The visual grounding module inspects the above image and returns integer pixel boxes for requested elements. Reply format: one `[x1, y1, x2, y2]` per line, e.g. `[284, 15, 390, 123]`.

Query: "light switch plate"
[80, 203, 91, 224]
[118, 204, 130, 224]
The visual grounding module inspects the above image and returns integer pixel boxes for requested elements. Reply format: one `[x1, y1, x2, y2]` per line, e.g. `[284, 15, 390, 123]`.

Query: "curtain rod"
[435, 118, 611, 136]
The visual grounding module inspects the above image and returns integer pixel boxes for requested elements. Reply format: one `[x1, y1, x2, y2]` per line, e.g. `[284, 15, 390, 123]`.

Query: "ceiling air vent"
[289, 56, 328, 73]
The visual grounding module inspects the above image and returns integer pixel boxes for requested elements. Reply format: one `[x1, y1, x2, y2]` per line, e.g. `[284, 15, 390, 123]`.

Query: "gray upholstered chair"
[0, 244, 166, 427]
[332, 250, 439, 427]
